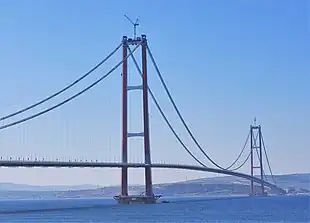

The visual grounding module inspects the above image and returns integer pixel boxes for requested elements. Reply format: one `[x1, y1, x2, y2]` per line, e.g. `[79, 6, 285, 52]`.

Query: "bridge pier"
[114, 194, 161, 204]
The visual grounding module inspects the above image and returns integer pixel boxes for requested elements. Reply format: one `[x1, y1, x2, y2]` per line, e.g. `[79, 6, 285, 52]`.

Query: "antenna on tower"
[254, 117, 257, 126]
[124, 15, 139, 40]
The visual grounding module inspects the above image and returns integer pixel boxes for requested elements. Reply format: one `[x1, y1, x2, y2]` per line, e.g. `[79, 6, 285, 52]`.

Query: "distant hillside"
[185, 173, 310, 190]
[0, 173, 309, 199]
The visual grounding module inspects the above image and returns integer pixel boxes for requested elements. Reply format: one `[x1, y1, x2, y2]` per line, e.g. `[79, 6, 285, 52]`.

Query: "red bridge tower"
[114, 35, 161, 204]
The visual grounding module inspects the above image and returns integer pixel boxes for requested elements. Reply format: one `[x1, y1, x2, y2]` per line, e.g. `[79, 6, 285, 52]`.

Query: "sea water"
[0, 195, 309, 222]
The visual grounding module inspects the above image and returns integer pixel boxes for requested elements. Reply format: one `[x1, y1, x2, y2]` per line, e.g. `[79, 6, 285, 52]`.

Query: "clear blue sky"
[0, 0, 309, 186]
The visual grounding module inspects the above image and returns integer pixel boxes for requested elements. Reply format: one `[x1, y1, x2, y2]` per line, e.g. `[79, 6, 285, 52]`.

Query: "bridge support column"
[250, 123, 266, 196]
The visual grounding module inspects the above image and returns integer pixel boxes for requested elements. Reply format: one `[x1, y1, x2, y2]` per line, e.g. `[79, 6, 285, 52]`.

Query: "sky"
[0, 0, 309, 187]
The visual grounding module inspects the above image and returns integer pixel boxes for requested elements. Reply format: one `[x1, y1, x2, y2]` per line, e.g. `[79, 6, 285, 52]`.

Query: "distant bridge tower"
[250, 122, 266, 196]
[114, 35, 160, 204]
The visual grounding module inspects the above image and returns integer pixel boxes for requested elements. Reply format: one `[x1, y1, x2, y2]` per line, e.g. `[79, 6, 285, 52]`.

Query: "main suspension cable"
[229, 152, 251, 171]
[262, 134, 277, 185]
[226, 131, 250, 170]
[229, 130, 259, 171]
[0, 42, 141, 131]
[146, 45, 247, 170]
[0, 43, 122, 121]
[254, 148, 267, 181]
[252, 130, 268, 182]
[127, 46, 206, 167]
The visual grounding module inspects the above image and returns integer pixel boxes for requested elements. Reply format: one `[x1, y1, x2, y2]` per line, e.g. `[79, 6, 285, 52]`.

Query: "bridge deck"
[0, 160, 286, 195]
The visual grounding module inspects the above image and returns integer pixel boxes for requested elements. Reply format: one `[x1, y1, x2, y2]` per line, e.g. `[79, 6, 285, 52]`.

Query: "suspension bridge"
[0, 34, 286, 204]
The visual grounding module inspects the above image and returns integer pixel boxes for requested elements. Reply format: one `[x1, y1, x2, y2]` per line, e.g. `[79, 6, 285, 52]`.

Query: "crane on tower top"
[124, 15, 139, 40]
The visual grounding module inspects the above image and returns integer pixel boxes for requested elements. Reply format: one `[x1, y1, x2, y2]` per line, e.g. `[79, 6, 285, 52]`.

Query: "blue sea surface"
[0, 195, 309, 222]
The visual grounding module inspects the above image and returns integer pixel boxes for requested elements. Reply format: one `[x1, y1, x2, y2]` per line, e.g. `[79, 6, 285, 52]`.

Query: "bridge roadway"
[0, 160, 286, 194]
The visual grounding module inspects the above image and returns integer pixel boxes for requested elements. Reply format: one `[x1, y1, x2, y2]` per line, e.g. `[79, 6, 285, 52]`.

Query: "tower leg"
[141, 35, 153, 197]
[250, 125, 254, 195]
[121, 36, 128, 198]
[259, 126, 265, 194]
